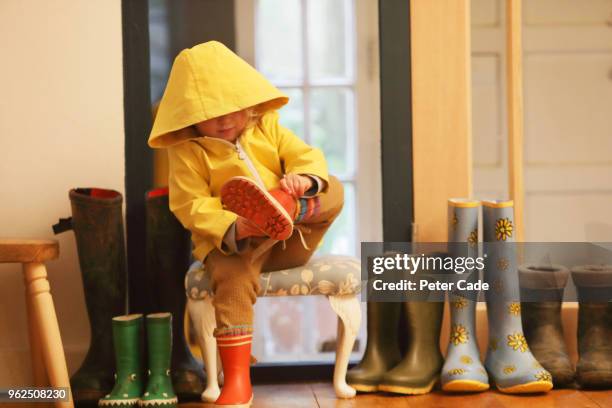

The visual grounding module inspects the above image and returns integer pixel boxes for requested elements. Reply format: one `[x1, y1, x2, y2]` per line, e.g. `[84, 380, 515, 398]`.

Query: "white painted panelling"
[524, 0, 612, 27]
[472, 0, 500, 27]
[472, 0, 612, 242]
[524, 52, 612, 166]
[525, 193, 612, 241]
[472, 54, 502, 167]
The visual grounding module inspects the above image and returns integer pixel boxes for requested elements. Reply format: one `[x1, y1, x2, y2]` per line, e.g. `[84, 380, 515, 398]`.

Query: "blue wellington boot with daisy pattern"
[441, 199, 489, 392]
[482, 200, 553, 394]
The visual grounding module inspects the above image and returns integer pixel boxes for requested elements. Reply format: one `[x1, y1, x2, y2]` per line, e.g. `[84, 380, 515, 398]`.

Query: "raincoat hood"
[148, 41, 288, 148]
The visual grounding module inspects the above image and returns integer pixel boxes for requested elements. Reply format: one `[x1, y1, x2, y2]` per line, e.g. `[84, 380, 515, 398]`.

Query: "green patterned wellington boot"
[99, 315, 145, 407]
[140, 313, 178, 407]
[346, 302, 402, 392]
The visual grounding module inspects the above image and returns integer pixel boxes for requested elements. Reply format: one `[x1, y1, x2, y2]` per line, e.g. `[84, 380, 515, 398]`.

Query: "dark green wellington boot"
[520, 265, 575, 387]
[99, 315, 145, 407]
[571, 265, 612, 389]
[346, 302, 402, 392]
[378, 300, 444, 394]
[140, 313, 178, 407]
[53, 188, 128, 405]
[146, 188, 204, 400]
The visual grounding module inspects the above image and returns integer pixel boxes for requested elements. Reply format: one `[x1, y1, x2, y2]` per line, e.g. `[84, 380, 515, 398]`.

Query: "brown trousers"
[206, 176, 344, 337]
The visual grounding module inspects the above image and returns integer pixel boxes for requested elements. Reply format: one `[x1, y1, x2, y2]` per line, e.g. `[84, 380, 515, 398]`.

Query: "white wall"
[0, 0, 124, 385]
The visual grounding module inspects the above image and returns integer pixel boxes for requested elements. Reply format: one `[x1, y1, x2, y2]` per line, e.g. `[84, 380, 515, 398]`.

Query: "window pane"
[310, 87, 353, 176]
[308, 0, 351, 80]
[317, 182, 356, 256]
[278, 88, 304, 137]
[256, 0, 303, 81]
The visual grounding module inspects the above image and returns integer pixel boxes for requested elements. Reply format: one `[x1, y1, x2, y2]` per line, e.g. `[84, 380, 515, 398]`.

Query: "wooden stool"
[0, 239, 74, 408]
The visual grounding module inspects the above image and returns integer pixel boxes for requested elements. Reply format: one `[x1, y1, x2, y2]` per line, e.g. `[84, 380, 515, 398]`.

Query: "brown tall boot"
[571, 265, 612, 389]
[53, 188, 127, 405]
[520, 265, 575, 387]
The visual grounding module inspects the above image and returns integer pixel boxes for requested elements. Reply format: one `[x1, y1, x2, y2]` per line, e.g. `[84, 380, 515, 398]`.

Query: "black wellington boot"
[346, 302, 402, 392]
[571, 265, 612, 389]
[53, 188, 127, 406]
[520, 264, 575, 387]
[146, 188, 205, 401]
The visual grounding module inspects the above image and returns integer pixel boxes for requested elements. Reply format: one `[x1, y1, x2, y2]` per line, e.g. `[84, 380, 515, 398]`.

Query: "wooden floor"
[2, 383, 609, 407]
[178, 382, 612, 408]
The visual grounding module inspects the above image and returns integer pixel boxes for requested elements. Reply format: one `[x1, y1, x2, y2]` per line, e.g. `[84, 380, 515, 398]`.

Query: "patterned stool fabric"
[185, 255, 361, 300]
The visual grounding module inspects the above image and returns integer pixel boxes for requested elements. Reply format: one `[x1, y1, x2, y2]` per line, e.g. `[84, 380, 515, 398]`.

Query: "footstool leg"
[23, 262, 73, 408]
[26, 287, 48, 386]
[328, 294, 361, 399]
[187, 297, 220, 402]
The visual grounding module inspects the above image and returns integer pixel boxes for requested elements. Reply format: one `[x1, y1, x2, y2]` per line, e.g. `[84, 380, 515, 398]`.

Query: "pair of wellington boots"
[55, 188, 204, 405]
[346, 301, 444, 395]
[98, 313, 177, 407]
[521, 264, 612, 389]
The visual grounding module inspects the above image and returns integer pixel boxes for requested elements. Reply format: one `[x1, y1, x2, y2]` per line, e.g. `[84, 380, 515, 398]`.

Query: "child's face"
[195, 110, 249, 142]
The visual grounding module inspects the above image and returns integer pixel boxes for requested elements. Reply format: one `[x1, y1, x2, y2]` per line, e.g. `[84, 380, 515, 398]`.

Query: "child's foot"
[221, 176, 296, 241]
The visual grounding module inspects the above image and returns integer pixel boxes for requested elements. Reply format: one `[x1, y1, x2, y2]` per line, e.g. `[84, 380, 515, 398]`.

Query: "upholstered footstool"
[184, 255, 362, 401]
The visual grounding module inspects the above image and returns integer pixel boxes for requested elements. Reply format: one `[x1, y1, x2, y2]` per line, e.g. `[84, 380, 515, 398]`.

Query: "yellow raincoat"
[148, 41, 329, 261]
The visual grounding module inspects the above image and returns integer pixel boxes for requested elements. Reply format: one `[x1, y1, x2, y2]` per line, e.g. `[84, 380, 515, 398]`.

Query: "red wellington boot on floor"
[221, 176, 297, 241]
[215, 334, 254, 408]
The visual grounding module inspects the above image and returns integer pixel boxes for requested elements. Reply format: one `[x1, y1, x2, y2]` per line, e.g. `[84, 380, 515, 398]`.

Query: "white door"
[472, 0, 612, 242]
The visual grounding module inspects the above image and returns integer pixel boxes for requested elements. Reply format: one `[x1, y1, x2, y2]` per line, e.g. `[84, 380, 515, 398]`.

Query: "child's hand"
[235, 216, 267, 240]
[280, 174, 313, 198]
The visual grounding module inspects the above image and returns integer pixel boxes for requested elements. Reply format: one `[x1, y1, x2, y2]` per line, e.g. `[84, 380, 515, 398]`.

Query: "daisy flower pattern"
[535, 371, 552, 382]
[507, 333, 529, 353]
[503, 365, 516, 375]
[508, 302, 521, 316]
[450, 324, 469, 345]
[495, 218, 513, 241]
[452, 297, 468, 310]
[448, 368, 466, 376]
[467, 229, 478, 248]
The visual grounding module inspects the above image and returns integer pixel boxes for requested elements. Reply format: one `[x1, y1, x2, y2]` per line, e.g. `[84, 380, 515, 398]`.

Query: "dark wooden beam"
[379, 0, 414, 242]
[122, 0, 153, 313]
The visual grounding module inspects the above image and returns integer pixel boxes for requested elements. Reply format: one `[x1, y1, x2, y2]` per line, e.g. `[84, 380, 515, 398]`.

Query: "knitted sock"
[482, 200, 553, 394]
[441, 199, 489, 392]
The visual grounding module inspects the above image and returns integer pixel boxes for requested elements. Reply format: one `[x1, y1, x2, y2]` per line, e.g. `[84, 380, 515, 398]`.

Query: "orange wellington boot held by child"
[215, 334, 254, 408]
[221, 176, 297, 241]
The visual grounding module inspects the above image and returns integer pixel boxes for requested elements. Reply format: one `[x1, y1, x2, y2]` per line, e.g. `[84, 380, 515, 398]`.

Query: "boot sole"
[347, 383, 379, 392]
[577, 371, 612, 388]
[99, 398, 140, 407]
[214, 393, 253, 407]
[138, 397, 178, 407]
[221, 176, 293, 241]
[496, 380, 553, 394]
[442, 379, 489, 392]
[378, 377, 437, 395]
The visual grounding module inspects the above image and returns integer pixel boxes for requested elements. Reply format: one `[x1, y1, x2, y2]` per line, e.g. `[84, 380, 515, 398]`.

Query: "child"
[148, 41, 344, 407]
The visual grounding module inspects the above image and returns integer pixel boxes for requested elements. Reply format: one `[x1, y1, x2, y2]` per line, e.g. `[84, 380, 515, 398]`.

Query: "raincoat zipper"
[203, 136, 266, 189]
